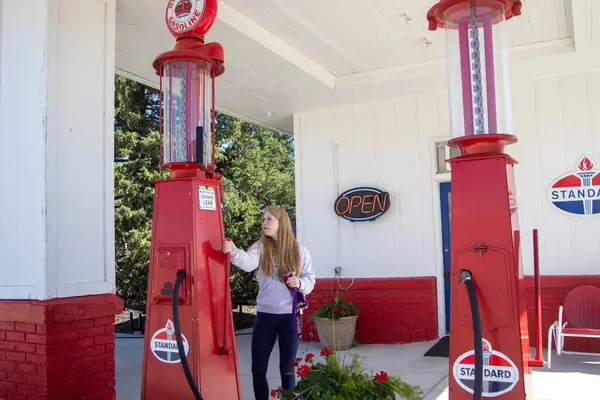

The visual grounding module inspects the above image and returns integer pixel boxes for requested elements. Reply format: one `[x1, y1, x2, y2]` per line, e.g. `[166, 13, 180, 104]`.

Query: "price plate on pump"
[199, 186, 216, 210]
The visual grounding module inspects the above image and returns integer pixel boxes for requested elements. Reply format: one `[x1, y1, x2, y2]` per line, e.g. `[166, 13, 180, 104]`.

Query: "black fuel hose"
[173, 269, 203, 400]
[461, 269, 483, 400]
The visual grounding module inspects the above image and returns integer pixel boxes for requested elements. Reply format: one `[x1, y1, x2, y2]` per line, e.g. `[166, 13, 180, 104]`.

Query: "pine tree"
[114, 76, 295, 304]
[114, 76, 166, 303]
[217, 115, 296, 299]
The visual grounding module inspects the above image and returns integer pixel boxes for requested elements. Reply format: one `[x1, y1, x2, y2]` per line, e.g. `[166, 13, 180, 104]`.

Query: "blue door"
[439, 182, 451, 333]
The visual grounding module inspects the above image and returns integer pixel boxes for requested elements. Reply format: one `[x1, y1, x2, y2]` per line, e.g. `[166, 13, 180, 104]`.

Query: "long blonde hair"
[260, 207, 302, 279]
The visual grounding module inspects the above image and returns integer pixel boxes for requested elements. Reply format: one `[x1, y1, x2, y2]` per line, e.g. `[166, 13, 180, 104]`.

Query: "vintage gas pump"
[427, 1, 533, 399]
[140, 1, 241, 399]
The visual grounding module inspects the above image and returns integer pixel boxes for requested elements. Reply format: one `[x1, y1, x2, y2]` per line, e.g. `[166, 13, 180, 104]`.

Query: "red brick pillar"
[0, 294, 124, 400]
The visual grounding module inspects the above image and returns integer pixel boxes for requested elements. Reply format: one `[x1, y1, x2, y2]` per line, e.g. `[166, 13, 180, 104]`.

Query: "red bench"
[547, 285, 600, 368]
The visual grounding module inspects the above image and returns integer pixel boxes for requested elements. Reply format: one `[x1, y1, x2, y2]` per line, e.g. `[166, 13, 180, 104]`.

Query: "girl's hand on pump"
[223, 238, 236, 254]
[286, 272, 300, 288]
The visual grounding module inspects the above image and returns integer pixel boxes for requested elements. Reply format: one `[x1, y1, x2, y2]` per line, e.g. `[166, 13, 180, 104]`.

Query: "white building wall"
[0, 0, 116, 300]
[294, 69, 600, 282]
[294, 93, 450, 280]
[512, 71, 600, 277]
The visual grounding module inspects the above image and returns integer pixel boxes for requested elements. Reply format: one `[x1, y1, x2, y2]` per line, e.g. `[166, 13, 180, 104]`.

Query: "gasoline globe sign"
[154, 0, 223, 176]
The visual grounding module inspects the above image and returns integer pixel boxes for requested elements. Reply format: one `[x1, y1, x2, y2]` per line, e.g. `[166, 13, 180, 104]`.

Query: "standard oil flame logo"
[547, 156, 600, 216]
[453, 339, 520, 397]
[150, 319, 190, 364]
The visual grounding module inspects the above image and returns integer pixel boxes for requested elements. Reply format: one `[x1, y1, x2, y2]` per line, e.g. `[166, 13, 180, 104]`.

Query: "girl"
[223, 206, 316, 400]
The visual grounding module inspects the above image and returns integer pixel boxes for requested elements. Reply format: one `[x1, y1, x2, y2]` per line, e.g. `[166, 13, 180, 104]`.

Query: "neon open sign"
[334, 187, 391, 222]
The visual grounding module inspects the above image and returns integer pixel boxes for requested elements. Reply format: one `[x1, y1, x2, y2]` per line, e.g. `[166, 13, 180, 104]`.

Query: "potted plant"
[270, 346, 424, 399]
[311, 294, 359, 351]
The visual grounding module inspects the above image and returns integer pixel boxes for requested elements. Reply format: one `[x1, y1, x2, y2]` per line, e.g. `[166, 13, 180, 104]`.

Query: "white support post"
[0, 0, 116, 300]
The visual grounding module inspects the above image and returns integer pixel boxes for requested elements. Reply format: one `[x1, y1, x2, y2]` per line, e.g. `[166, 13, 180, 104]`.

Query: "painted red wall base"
[0, 294, 124, 400]
[524, 275, 600, 354]
[302, 277, 438, 345]
[301, 274, 600, 356]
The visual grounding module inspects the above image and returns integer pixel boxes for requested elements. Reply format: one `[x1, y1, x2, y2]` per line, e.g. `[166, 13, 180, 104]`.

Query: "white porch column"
[0, 1, 122, 398]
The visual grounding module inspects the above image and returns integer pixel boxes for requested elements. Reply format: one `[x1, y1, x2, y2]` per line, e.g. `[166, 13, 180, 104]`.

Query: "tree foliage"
[114, 77, 166, 303]
[114, 76, 295, 304]
[217, 114, 295, 299]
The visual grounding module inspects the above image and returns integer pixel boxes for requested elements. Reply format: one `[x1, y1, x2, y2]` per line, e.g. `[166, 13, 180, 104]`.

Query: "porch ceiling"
[115, 0, 587, 133]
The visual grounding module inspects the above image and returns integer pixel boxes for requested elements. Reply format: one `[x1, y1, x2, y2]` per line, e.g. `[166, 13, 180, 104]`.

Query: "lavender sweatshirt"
[230, 241, 316, 314]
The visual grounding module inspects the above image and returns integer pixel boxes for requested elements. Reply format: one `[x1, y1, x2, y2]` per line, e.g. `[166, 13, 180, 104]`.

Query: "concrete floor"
[115, 330, 600, 399]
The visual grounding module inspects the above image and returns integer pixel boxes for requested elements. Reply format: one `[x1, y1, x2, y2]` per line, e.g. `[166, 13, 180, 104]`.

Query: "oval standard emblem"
[334, 187, 390, 222]
[547, 156, 600, 217]
[150, 319, 190, 364]
[452, 339, 520, 397]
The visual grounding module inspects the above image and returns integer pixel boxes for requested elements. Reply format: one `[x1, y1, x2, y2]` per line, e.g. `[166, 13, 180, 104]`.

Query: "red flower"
[290, 357, 302, 367]
[375, 371, 389, 383]
[333, 307, 342, 313]
[270, 389, 278, 397]
[305, 353, 314, 363]
[320, 347, 334, 358]
[296, 364, 311, 378]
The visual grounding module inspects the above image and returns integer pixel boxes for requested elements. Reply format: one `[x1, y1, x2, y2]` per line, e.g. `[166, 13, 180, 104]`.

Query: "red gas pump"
[140, 1, 241, 399]
[427, 1, 534, 399]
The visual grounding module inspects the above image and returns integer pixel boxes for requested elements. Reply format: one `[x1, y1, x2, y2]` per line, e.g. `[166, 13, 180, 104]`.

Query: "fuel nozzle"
[460, 269, 473, 283]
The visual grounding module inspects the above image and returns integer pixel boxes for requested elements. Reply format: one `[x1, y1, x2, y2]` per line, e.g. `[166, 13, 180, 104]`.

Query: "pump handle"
[219, 253, 232, 355]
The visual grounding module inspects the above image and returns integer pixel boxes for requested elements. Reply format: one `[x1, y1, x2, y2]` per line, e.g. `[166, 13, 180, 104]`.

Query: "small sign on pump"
[199, 186, 216, 210]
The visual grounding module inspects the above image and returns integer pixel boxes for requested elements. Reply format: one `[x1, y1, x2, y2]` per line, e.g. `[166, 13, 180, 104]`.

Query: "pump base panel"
[0, 294, 124, 400]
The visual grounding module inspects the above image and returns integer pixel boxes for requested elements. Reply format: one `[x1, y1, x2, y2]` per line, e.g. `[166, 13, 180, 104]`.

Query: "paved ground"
[115, 330, 600, 399]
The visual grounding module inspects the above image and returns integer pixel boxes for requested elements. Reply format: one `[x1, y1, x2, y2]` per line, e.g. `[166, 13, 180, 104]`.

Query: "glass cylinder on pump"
[442, 0, 512, 139]
[160, 59, 214, 169]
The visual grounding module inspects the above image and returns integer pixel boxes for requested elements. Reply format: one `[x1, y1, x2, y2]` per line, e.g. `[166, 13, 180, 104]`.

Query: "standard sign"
[547, 156, 600, 217]
[452, 339, 519, 397]
[199, 186, 216, 210]
[150, 320, 190, 364]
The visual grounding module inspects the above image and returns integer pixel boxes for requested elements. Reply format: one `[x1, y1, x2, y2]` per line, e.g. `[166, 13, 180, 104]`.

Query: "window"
[435, 141, 461, 174]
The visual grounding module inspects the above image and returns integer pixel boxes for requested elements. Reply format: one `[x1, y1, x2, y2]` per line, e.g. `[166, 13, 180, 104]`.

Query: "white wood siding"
[295, 70, 600, 281]
[0, 0, 116, 300]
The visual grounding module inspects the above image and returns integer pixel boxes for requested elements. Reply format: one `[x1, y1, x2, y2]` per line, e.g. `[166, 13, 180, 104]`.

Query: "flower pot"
[314, 316, 357, 350]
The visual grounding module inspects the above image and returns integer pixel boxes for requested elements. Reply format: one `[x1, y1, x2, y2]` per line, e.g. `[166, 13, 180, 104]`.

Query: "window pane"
[436, 141, 461, 174]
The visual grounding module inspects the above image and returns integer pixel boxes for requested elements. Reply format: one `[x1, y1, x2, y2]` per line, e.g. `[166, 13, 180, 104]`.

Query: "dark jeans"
[251, 312, 299, 400]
